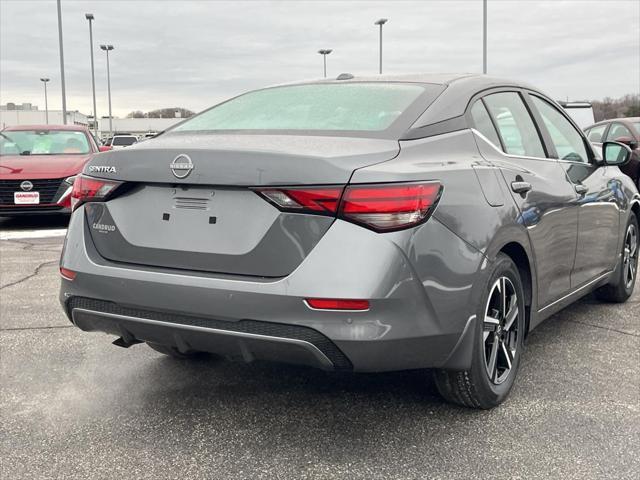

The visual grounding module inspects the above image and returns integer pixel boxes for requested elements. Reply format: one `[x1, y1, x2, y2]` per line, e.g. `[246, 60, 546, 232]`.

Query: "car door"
[471, 91, 579, 308]
[526, 94, 621, 288]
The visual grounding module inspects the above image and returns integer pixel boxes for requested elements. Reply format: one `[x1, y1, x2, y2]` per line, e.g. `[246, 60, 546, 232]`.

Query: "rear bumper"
[60, 205, 486, 372]
[69, 298, 349, 370]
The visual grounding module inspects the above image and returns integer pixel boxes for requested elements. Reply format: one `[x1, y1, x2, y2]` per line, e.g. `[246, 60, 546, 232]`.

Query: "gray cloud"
[1, 0, 638, 118]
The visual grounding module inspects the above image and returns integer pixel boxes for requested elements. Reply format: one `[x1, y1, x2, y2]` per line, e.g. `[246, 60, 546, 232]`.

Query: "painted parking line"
[0, 229, 67, 240]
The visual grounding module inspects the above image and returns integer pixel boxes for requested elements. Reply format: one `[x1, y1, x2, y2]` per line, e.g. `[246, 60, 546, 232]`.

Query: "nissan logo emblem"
[20, 180, 34, 191]
[170, 154, 194, 179]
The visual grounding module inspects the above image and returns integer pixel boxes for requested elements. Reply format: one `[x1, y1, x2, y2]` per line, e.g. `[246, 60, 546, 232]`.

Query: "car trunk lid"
[83, 133, 399, 277]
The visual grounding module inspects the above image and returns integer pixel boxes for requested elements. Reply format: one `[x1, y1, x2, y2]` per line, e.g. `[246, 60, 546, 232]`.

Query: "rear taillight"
[71, 174, 123, 211]
[255, 181, 441, 232]
[257, 187, 343, 214]
[340, 182, 442, 232]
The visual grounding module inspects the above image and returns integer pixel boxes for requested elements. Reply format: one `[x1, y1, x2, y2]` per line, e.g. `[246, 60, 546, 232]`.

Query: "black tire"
[433, 253, 526, 409]
[146, 342, 210, 360]
[595, 214, 639, 303]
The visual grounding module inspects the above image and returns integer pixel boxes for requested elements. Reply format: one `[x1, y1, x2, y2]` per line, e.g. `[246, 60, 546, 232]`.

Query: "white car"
[558, 101, 595, 129]
[108, 135, 138, 149]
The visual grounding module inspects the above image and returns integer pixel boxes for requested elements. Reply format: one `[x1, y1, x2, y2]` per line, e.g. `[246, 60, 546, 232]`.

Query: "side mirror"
[602, 141, 632, 166]
[98, 145, 112, 152]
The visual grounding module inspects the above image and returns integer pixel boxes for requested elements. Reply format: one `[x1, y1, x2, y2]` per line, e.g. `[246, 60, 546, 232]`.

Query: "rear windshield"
[0, 130, 91, 155]
[112, 136, 137, 146]
[174, 83, 429, 133]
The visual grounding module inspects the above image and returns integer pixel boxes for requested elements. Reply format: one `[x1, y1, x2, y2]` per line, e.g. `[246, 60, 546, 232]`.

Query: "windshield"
[113, 136, 137, 146]
[174, 83, 429, 133]
[0, 130, 91, 155]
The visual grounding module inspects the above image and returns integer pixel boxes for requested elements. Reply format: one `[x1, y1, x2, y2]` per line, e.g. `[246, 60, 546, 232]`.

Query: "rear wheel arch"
[498, 242, 533, 334]
[632, 200, 640, 227]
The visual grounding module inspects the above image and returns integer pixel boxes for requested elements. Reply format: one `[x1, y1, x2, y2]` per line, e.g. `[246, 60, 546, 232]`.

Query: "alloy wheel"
[623, 223, 638, 289]
[483, 277, 519, 384]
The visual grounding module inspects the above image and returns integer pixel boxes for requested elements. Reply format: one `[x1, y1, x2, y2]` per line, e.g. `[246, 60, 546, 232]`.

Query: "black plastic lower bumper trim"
[66, 296, 353, 371]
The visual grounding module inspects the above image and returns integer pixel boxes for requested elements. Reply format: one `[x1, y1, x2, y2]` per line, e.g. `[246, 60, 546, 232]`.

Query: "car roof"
[585, 117, 640, 129]
[280, 72, 516, 86]
[1, 124, 90, 132]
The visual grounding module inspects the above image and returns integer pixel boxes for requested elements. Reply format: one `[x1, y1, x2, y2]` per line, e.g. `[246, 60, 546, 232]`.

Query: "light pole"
[56, 0, 67, 124]
[86, 13, 98, 136]
[374, 18, 387, 74]
[100, 44, 114, 137]
[318, 49, 332, 78]
[40, 78, 50, 124]
[483, 0, 487, 74]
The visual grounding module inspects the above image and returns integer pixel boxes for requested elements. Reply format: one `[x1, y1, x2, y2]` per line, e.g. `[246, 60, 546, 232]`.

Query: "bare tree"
[591, 94, 639, 121]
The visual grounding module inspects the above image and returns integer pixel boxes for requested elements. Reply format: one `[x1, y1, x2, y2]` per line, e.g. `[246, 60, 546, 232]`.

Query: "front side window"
[605, 123, 634, 142]
[173, 83, 434, 133]
[531, 96, 589, 163]
[483, 92, 545, 158]
[470, 100, 501, 148]
[586, 124, 607, 143]
[0, 130, 91, 155]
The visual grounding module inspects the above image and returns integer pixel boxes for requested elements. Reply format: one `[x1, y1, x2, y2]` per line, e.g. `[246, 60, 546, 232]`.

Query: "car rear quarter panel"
[351, 129, 539, 321]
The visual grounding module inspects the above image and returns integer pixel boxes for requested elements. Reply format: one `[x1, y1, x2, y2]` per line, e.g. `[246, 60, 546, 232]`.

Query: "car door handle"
[511, 181, 532, 194]
[574, 184, 588, 195]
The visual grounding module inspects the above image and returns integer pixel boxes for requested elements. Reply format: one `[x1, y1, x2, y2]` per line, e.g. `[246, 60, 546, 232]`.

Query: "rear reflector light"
[340, 182, 442, 232]
[258, 187, 343, 214]
[59, 267, 76, 280]
[255, 181, 441, 232]
[71, 174, 122, 211]
[305, 298, 370, 311]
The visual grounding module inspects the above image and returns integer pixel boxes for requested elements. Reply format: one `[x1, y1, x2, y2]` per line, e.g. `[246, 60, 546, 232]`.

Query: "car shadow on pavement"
[119, 354, 483, 453]
[0, 214, 70, 230]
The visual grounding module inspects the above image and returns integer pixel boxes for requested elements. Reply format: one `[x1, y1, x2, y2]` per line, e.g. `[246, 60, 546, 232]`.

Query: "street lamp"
[374, 18, 388, 74]
[40, 78, 50, 124]
[100, 44, 114, 137]
[85, 13, 98, 136]
[56, 0, 67, 124]
[318, 49, 332, 78]
[482, 0, 488, 74]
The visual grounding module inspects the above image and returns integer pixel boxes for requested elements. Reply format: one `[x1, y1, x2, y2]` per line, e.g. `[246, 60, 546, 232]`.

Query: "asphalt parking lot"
[1, 216, 638, 480]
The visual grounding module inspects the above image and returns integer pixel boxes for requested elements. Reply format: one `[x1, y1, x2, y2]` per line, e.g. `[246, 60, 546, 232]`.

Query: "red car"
[0, 124, 109, 216]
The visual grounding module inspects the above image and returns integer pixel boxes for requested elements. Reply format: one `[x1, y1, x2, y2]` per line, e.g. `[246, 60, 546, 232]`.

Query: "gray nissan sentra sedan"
[59, 74, 639, 408]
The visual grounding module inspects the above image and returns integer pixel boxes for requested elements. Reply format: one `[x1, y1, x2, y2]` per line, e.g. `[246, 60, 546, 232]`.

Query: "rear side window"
[484, 92, 545, 158]
[470, 100, 501, 148]
[605, 123, 633, 142]
[531, 96, 588, 163]
[586, 124, 607, 143]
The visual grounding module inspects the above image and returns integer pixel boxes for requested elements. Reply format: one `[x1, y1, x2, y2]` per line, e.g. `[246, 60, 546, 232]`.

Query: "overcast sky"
[1, 0, 638, 118]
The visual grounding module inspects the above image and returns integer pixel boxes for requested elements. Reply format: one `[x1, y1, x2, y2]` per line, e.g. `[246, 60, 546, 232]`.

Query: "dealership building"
[0, 104, 89, 128]
[1, 103, 182, 138]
